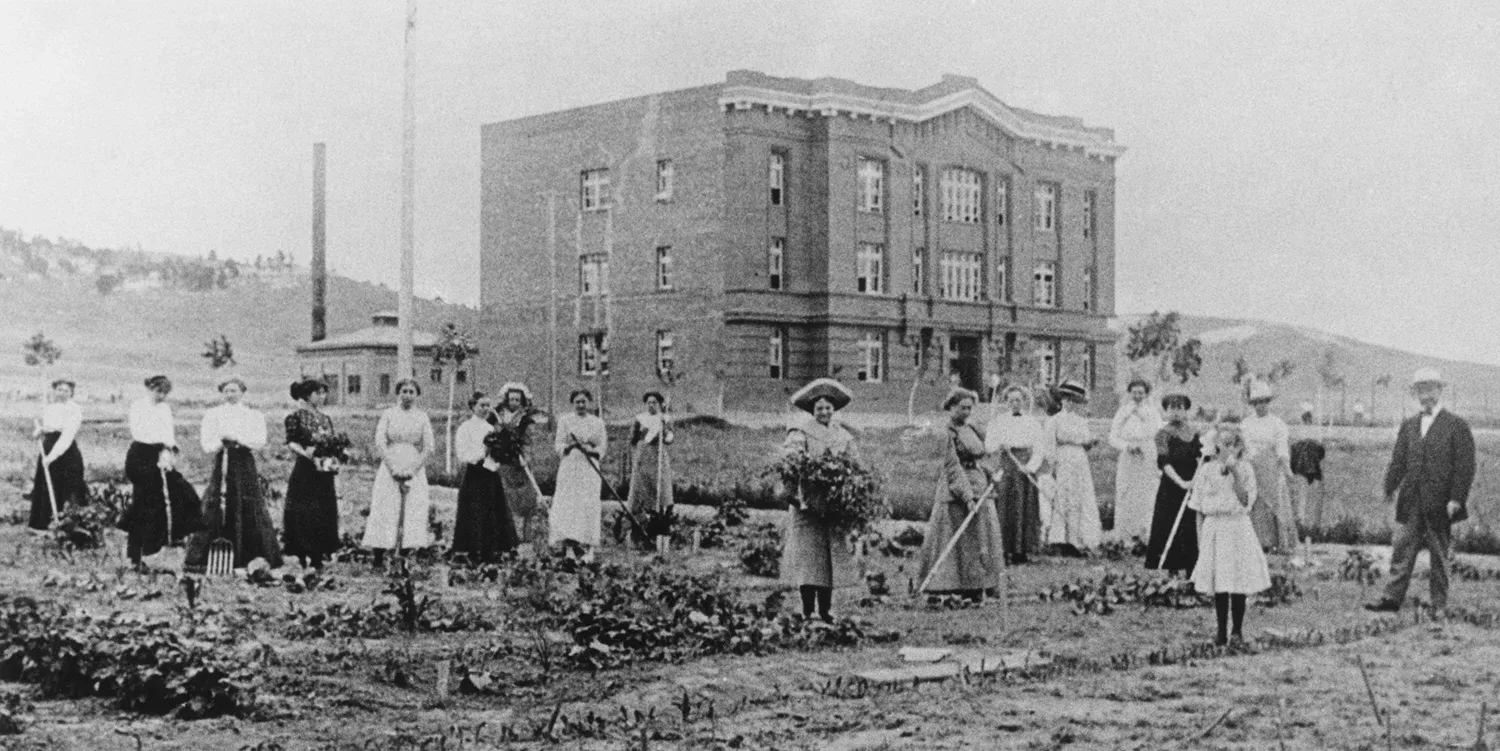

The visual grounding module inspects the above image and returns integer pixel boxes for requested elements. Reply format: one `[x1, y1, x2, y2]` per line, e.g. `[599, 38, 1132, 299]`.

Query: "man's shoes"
[1364, 599, 1401, 613]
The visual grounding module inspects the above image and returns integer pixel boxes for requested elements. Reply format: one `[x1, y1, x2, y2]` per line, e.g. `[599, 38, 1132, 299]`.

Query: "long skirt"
[917, 470, 1005, 593]
[1191, 514, 1272, 595]
[27, 432, 87, 530]
[1247, 452, 1298, 553]
[1113, 448, 1159, 541]
[549, 451, 601, 547]
[118, 441, 203, 557]
[782, 503, 858, 589]
[995, 449, 1041, 560]
[1046, 446, 1102, 551]
[362, 461, 432, 550]
[627, 442, 673, 516]
[184, 447, 283, 570]
[450, 462, 521, 561]
[1144, 477, 1198, 573]
[282, 456, 340, 558]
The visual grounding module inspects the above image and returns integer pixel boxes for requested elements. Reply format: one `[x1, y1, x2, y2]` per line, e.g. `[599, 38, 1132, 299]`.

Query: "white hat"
[1246, 379, 1275, 403]
[1411, 367, 1445, 386]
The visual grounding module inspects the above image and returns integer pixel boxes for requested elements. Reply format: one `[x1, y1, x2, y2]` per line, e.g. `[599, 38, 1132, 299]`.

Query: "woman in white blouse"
[119, 375, 202, 566]
[184, 377, 283, 571]
[363, 378, 437, 566]
[27, 378, 86, 530]
[449, 391, 520, 562]
[550, 389, 607, 558]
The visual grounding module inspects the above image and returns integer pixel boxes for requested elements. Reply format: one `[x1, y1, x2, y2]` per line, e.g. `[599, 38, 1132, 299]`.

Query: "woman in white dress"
[1045, 380, 1102, 555]
[363, 377, 436, 567]
[1242, 380, 1298, 553]
[550, 389, 607, 556]
[1188, 416, 1271, 646]
[1108, 378, 1162, 543]
[27, 378, 87, 531]
[185, 377, 282, 571]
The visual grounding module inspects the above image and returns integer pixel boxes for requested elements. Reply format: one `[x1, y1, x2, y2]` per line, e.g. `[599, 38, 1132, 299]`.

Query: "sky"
[2, 1, 1498, 362]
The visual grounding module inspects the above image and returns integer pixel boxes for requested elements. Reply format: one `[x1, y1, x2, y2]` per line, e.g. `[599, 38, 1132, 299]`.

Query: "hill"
[1114, 314, 1500, 424]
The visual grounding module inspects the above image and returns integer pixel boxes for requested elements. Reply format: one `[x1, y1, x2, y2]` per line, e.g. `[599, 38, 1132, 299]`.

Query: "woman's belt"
[959, 459, 979, 470]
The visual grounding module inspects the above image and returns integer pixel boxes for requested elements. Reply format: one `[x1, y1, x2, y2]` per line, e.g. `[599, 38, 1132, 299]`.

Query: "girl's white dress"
[1108, 401, 1162, 541]
[1045, 410, 1102, 550]
[363, 406, 435, 550]
[550, 412, 607, 547]
[1189, 460, 1272, 595]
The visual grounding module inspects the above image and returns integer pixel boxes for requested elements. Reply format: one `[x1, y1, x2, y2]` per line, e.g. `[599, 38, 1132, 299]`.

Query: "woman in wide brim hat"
[493, 381, 545, 544]
[780, 377, 860, 621]
[917, 388, 1005, 598]
[1241, 379, 1297, 553]
[1044, 380, 1102, 554]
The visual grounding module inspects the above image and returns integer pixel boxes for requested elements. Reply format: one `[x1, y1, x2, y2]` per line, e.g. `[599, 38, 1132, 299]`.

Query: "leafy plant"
[21, 333, 61, 368]
[1039, 572, 1208, 615]
[766, 449, 886, 534]
[1257, 573, 1302, 607]
[1124, 311, 1202, 384]
[49, 482, 128, 551]
[738, 525, 781, 578]
[201, 334, 235, 369]
[1339, 548, 1382, 585]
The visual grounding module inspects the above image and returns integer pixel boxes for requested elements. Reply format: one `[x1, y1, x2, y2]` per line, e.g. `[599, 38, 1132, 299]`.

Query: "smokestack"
[311, 142, 328, 342]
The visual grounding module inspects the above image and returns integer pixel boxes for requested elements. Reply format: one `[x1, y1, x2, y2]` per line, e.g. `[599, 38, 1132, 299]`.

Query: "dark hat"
[942, 387, 979, 411]
[144, 375, 172, 391]
[1056, 380, 1088, 402]
[790, 378, 853, 413]
[290, 378, 329, 401]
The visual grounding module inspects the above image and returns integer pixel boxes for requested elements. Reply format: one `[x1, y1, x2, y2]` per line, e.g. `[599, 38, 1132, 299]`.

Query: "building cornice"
[718, 80, 1126, 160]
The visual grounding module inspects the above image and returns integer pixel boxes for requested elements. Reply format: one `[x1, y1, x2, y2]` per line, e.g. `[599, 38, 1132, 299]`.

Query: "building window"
[579, 254, 609, 295]
[912, 166, 925, 217]
[655, 330, 674, 376]
[1033, 260, 1056, 308]
[325, 374, 340, 395]
[1084, 344, 1097, 390]
[995, 177, 1009, 227]
[856, 242, 884, 294]
[1083, 190, 1096, 240]
[429, 367, 443, 383]
[912, 246, 926, 296]
[347, 375, 362, 395]
[456, 370, 467, 385]
[655, 245, 673, 291]
[580, 168, 611, 211]
[857, 331, 885, 383]
[996, 256, 1011, 303]
[579, 331, 609, 376]
[858, 158, 884, 213]
[941, 168, 983, 223]
[1033, 182, 1057, 231]
[768, 326, 786, 380]
[1036, 339, 1058, 383]
[768, 237, 784, 290]
[1082, 266, 1094, 312]
[655, 159, 674, 202]
[939, 250, 984, 302]
[769, 152, 785, 205]
[379, 374, 391, 396]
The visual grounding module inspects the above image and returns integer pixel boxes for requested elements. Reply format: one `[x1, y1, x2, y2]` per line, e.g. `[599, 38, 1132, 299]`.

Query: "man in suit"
[1365, 368, 1476, 613]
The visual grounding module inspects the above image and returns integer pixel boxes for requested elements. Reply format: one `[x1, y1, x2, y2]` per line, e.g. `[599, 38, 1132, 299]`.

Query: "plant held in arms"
[766, 449, 887, 535]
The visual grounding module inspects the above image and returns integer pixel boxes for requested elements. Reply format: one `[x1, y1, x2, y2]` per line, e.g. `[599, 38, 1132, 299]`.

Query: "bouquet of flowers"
[311, 430, 353, 473]
[485, 410, 538, 464]
[767, 448, 886, 534]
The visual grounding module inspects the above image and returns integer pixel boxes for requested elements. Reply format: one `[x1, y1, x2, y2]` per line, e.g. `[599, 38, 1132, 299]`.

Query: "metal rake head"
[206, 538, 235, 577]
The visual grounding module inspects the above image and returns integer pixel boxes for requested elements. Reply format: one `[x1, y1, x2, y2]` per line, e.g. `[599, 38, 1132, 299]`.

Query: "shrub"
[50, 482, 129, 550]
[739, 525, 781, 578]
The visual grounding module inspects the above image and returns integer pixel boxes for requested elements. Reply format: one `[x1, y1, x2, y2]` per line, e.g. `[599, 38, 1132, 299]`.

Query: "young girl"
[1189, 416, 1272, 646]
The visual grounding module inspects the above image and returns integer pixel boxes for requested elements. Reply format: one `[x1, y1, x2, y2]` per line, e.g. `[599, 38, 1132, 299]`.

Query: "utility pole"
[544, 191, 559, 416]
[396, 0, 417, 379]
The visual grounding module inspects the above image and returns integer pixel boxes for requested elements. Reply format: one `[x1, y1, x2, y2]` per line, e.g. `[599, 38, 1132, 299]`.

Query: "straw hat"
[941, 387, 979, 411]
[1411, 367, 1445, 387]
[1246, 379, 1275, 403]
[499, 381, 533, 403]
[790, 377, 853, 413]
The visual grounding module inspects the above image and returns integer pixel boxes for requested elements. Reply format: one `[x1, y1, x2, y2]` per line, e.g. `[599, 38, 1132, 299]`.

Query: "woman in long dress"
[550, 389, 606, 557]
[493, 383, 544, 543]
[1242, 380, 1298, 553]
[450, 391, 521, 562]
[1045, 380, 1102, 554]
[780, 378, 860, 621]
[985, 385, 1047, 564]
[627, 391, 674, 522]
[282, 378, 341, 570]
[1145, 393, 1202, 574]
[1188, 417, 1271, 645]
[27, 378, 88, 530]
[1109, 378, 1162, 543]
[119, 375, 202, 566]
[185, 377, 282, 571]
[363, 378, 436, 567]
[917, 388, 1005, 600]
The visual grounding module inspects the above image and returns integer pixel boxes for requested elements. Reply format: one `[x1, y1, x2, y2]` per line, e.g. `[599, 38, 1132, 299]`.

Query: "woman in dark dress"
[282, 378, 342, 569]
[984, 385, 1047, 564]
[450, 391, 521, 562]
[119, 375, 203, 566]
[27, 378, 88, 531]
[1145, 393, 1202, 575]
[185, 376, 283, 571]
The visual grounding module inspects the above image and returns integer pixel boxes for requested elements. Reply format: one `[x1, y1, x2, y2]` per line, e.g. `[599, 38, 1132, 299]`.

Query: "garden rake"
[38, 439, 58, 525]
[206, 449, 234, 577]
[916, 470, 1003, 595]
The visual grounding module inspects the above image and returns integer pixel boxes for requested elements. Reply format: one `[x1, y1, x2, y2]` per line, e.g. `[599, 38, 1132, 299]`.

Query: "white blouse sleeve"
[593, 416, 608, 455]
[455, 419, 488, 464]
[1108, 406, 1132, 452]
[554, 416, 572, 456]
[239, 408, 268, 450]
[45, 404, 83, 462]
[200, 407, 223, 454]
[419, 413, 436, 459]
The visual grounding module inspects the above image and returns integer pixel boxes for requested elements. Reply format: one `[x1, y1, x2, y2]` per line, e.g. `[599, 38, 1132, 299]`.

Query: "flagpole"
[397, 0, 417, 381]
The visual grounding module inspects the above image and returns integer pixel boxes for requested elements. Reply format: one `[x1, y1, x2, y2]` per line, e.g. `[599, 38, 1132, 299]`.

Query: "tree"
[1231, 357, 1295, 397]
[22, 332, 62, 368]
[94, 273, 122, 296]
[432, 322, 471, 475]
[1124, 311, 1203, 385]
[202, 335, 236, 369]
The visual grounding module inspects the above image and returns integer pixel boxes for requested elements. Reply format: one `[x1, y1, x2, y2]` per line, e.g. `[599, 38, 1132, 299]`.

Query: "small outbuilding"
[295, 311, 475, 407]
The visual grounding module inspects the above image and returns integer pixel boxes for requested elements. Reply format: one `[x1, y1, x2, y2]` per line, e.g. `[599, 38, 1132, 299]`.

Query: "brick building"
[479, 71, 1123, 417]
[295, 312, 474, 408]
